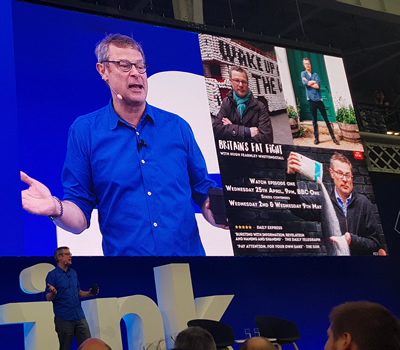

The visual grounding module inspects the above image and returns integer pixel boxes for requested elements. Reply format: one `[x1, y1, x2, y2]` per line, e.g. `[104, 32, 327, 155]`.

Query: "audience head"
[239, 337, 276, 350]
[374, 90, 389, 105]
[174, 326, 217, 350]
[77, 338, 112, 350]
[325, 301, 400, 350]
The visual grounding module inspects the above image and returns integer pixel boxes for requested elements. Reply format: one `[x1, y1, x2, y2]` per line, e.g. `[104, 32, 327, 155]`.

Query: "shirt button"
[147, 191, 152, 196]
[153, 222, 158, 227]
[141, 159, 145, 164]
[136, 131, 140, 135]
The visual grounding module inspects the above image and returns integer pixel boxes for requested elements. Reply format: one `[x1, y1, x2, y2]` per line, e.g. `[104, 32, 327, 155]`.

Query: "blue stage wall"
[1, 256, 400, 349]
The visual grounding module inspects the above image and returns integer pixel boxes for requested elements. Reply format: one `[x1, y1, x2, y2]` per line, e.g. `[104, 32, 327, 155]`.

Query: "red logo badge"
[353, 151, 363, 160]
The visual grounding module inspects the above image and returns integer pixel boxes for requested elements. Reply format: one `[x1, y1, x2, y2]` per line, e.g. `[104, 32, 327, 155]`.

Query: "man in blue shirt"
[301, 57, 339, 145]
[46, 246, 97, 350]
[21, 33, 224, 256]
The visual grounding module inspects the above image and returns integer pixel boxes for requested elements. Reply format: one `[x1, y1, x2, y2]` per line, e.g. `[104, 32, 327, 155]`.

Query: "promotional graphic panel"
[4, 1, 386, 256]
[199, 34, 385, 256]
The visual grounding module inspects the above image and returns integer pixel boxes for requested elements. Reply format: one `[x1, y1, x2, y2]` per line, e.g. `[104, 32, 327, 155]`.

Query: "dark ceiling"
[23, 0, 400, 105]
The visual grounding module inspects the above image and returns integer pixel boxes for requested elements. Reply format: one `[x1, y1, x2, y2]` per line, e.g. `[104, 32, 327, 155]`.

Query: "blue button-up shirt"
[301, 71, 322, 101]
[45, 266, 85, 321]
[62, 100, 216, 256]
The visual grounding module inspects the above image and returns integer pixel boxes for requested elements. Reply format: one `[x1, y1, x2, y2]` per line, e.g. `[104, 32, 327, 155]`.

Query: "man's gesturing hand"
[47, 283, 57, 295]
[21, 171, 58, 216]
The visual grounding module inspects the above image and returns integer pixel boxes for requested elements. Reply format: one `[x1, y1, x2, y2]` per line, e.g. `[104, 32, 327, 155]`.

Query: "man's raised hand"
[47, 283, 57, 295]
[21, 171, 57, 216]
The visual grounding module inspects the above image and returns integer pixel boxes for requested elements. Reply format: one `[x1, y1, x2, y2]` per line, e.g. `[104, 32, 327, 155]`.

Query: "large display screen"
[3, 0, 386, 256]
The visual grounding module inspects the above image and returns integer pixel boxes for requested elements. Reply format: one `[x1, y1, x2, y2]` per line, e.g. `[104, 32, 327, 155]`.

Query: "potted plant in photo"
[335, 100, 361, 142]
[287, 104, 300, 137]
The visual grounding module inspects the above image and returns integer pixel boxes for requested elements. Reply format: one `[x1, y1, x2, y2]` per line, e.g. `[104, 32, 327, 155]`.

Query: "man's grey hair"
[95, 33, 145, 63]
[54, 246, 69, 262]
[330, 152, 352, 171]
[229, 65, 249, 81]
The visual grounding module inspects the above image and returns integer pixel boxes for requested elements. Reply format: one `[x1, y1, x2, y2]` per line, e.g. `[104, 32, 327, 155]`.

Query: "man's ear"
[329, 167, 334, 180]
[337, 332, 354, 350]
[96, 62, 107, 81]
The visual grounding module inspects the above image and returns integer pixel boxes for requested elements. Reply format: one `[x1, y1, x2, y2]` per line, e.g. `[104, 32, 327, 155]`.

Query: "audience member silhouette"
[239, 337, 276, 350]
[174, 326, 217, 350]
[77, 337, 112, 350]
[325, 301, 400, 350]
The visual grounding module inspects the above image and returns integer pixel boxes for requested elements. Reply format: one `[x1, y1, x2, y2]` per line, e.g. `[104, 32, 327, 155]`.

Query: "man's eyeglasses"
[61, 252, 72, 256]
[101, 60, 148, 74]
[331, 169, 353, 180]
[230, 78, 248, 86]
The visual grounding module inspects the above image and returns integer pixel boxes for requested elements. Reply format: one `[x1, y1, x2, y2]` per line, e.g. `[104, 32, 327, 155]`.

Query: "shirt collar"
[55, 265, 69, 274]
[334, 187, 352, 205]
[107, 99, 155, 130]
